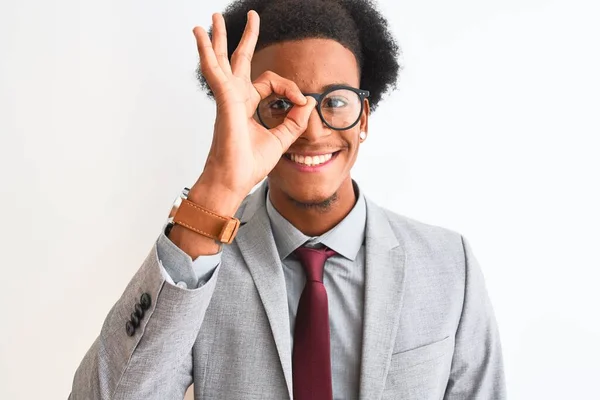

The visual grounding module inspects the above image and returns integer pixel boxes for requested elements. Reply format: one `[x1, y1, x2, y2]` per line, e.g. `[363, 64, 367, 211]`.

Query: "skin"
[172, 12, 368, 257]
[251, 39, 369, 236]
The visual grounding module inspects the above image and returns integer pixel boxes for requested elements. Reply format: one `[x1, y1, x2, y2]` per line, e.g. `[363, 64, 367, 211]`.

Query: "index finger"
[253, 71, 307, 106]
[231, 10, 260, 79]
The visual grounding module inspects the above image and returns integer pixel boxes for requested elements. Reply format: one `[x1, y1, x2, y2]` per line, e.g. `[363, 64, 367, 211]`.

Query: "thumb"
[269, 97, 317, 150]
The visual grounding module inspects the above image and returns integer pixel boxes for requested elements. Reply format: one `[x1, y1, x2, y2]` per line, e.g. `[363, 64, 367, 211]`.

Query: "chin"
[285, 179, 334, 200]
[289, 188, 336, 205]
[270, 175, 338, 205]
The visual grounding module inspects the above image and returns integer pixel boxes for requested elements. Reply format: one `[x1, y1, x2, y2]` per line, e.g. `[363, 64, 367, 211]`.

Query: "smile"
[282, 151, 341, 170]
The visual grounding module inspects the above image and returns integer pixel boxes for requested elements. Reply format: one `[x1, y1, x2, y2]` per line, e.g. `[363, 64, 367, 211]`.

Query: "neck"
[268, 178, 357, 236]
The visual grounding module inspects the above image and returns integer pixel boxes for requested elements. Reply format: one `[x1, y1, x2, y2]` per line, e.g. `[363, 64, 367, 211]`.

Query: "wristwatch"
[165, 187, 240, 244]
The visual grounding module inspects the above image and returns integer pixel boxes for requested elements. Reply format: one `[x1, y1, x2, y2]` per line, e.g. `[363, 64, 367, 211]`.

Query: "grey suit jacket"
[70, 181, 506, 399]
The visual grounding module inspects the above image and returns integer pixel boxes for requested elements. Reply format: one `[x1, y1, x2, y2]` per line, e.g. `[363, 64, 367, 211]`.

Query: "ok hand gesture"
[191, 11, 317, 211]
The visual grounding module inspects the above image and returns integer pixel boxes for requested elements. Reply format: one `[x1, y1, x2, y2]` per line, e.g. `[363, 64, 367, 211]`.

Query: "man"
[70, 1, 506, 399]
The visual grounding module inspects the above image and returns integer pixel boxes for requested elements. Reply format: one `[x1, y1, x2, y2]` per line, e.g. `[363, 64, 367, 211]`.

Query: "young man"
[71, 1, 506, 399]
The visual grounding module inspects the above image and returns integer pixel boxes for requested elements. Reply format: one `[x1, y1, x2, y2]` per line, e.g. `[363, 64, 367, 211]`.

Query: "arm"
[69, 191, 230, 400]
[70, 9, 315, 398]
[156, 223, 222, 289]
[69, 237, 221, 400]
[443, 235, 507, 399]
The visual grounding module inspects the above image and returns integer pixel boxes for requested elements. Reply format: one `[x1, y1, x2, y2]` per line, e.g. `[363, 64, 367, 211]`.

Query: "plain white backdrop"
[1, 0, 599, 398]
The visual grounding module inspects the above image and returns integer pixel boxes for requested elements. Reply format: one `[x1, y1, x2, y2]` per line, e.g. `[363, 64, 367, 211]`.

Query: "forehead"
[251, 38, 360, 92]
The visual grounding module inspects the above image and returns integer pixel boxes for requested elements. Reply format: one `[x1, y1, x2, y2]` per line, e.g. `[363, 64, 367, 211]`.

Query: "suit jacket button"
[130, 312, 140, 328]
[134, 303, 144, 319]
[126, 320, 136, 337]
[140, 293, 151, 310]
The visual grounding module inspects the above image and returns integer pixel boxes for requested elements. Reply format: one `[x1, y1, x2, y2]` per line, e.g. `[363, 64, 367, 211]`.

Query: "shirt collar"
[265, 181, 366, 261]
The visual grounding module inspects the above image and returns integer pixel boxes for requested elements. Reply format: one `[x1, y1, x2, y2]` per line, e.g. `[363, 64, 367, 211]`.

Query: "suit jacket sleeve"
[156, 225, 222, 289]
[443, 235, 507, 399]
[69, 236, 221, 400]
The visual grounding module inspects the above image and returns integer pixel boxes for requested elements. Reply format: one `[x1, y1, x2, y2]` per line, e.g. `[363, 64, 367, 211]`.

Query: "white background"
[1, 0, 599, 398]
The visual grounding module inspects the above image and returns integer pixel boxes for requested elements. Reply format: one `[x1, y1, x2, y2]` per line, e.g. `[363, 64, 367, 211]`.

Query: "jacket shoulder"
[375, 203, 465, 261]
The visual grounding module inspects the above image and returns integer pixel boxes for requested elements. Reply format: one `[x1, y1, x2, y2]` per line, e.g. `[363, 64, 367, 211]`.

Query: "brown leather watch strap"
[173, 199, 240, 244]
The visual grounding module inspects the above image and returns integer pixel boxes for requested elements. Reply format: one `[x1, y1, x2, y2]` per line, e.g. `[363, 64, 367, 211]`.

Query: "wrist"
[188, 180, 244, 218]
[166, 181, 243, 256]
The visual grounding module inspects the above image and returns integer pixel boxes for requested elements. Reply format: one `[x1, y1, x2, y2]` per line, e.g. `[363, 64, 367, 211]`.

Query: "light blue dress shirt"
[156, 184, 367, 399]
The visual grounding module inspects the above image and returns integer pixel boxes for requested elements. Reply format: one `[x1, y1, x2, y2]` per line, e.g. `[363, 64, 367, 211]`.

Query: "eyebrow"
[321, 82, 354, 91]
[267, 82, 357, 99]
[299, 82, 355, 95]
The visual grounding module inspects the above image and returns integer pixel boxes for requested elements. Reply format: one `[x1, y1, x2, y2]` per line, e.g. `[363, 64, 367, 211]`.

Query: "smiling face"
[251, 38, 369, 210]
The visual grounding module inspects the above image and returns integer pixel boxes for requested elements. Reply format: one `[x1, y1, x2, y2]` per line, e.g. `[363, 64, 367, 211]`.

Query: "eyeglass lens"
[257, 88, 362, 130]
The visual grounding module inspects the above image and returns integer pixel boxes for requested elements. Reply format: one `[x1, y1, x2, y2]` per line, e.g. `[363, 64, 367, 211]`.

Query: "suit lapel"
[234, 182, 293, 398]
[359, 198, 407, 400]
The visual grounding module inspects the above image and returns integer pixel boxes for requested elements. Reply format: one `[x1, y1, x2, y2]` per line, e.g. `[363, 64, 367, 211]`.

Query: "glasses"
[256, 85, 370, 131]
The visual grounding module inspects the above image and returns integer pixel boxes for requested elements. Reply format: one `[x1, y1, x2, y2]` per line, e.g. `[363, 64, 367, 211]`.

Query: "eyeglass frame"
[256, 84, 370, 131]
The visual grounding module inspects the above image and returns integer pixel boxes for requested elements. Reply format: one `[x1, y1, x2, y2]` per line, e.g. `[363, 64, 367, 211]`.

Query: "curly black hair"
[197, 0, 402, 112]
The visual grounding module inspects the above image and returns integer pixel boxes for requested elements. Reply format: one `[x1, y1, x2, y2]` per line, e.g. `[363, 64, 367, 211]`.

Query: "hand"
[190, 11, 317, 210]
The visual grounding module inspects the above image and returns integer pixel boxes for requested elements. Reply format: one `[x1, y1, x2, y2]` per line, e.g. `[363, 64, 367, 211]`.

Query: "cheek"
[347, 146, 360, 167]
[345, 132, 361, 158]
[334, 133, 361, 173]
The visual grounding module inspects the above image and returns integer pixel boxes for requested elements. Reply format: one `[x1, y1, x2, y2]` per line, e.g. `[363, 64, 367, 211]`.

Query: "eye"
[269, 98, 294, 112]
[322, 96, 348, 108]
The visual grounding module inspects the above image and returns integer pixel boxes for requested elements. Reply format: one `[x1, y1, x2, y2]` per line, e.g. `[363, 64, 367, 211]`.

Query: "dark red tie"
[292, 246, 337, 400]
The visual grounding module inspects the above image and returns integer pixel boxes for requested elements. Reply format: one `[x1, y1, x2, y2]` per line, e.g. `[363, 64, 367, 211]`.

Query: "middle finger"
[231, 10, 260, 80]
[211, 13, 232, 75]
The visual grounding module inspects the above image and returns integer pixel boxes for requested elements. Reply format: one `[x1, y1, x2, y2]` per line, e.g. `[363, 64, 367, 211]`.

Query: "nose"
[299, 106, 331, 142]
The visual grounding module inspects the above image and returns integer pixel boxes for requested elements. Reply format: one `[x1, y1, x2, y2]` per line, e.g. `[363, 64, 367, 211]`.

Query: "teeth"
[289, 153, 333, 166]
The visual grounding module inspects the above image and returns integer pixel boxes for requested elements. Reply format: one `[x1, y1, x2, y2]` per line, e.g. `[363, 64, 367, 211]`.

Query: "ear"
[360, 98, 370, 134]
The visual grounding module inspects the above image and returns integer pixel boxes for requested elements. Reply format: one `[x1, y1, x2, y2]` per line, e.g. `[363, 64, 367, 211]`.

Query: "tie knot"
[293, 246, 337, 282]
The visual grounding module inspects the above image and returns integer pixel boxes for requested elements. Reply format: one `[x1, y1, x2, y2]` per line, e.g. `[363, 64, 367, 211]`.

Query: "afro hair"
[197, 0, 402, 112]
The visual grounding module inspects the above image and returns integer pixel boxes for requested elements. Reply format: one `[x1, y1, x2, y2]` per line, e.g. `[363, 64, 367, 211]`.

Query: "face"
[251, 38, 369, 208]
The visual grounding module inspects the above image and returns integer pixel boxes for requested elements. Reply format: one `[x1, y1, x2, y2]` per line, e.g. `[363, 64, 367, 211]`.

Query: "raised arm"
[69, 10, 316, 399]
